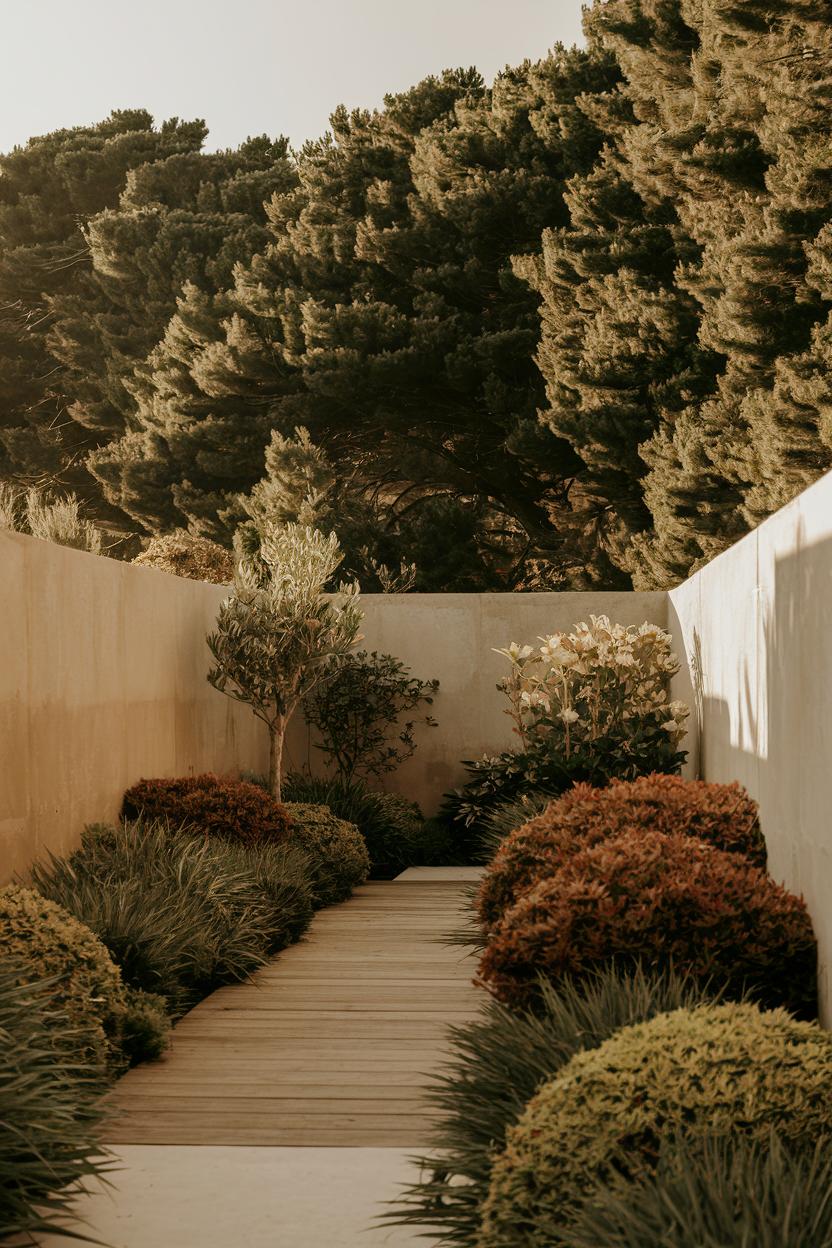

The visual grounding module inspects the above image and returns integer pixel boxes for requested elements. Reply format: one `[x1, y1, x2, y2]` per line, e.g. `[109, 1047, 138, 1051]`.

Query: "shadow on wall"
[670, 517, 832, 1022]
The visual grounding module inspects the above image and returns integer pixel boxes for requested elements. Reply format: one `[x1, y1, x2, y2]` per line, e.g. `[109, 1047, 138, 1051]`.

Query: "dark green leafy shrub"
[388, 967, 714, 1248]
[122, 772, 293, 845]
[478, 830, 816, 1016]
[281, 773, 429, 876]
[303, 649, 439, 783]
[0, 961, 111, 1243]
[479, 1002, 832, 1247]
[120, 987, 172, 1064]
[31, 821, 306, 1015]
[561, 1133, 832, 1248]
[0, 884, 130, 1072]
[478, 774, 766, 930]
[284, 803, 370, 905]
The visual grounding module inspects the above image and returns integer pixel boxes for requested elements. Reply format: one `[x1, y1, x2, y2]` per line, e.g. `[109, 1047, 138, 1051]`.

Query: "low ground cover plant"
[478, 1002, 832, 1247]
[477, 774, 765, 931]
[122, 773, 293, 846]
[32, 821, 312, 1015]
[442, 617, 689, 831]
[388, 966, 713, 1248]
[0, 962, 111, 1243]
[560, 1132, 832, 1248]
[477, 829, 816, 1016]
[284, 802, 370, 904]
[0, 883, 167, 1071]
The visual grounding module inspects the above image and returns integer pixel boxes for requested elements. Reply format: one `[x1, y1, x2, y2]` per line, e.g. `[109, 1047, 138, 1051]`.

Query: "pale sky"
[0, 0, 587, 154]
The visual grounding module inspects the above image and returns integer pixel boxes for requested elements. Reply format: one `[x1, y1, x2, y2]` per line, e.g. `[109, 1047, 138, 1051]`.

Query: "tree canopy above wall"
[2, 1, 831, 589]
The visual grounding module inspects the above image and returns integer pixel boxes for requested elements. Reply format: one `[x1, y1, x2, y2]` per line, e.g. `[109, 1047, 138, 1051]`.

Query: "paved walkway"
[41, 868, 482, 1247]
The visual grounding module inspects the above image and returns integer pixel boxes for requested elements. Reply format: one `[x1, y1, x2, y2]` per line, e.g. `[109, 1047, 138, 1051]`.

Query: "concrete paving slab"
[393, 866, 484, 881]
[38, 1146, 435, 1248]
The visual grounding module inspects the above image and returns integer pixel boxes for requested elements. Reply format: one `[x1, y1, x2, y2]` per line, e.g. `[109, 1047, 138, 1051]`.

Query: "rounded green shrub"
[120, 987, 172, 1064]
[0, 961, 110, 1241]
[0, 884, 129, 1071]
[284, 803, 370, 905]
[478, 829, 816, 1016]
[478, 1002, 832, 1247]
[560, 1133, 832, 1248]
[281, 773, 428, 875]
[388, 967, 714, 1248]
[122, 772, 293, 846]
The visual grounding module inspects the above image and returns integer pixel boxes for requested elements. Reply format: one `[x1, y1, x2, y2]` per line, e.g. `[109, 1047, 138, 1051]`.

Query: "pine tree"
[0, 111, 206, 512]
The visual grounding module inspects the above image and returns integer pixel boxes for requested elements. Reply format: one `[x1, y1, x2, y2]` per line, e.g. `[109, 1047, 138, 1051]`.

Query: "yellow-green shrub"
[478, 1002, 832, 1248]
[284, 803, 370, 905]
[0, 884, 165, 1073]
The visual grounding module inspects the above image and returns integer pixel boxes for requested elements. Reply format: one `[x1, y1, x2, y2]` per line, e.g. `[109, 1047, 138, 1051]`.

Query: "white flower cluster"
[495, 615, 690, 753]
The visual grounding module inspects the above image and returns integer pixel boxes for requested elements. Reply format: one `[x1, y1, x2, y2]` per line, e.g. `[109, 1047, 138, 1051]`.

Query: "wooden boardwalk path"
[102, 873, 481, 1148]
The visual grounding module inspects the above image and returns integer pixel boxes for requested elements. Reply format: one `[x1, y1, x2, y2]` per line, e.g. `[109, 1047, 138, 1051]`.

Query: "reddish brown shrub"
[122, 774, 293, 847]
[477, 829, 816, 1018]
[477, 774, 764, 931]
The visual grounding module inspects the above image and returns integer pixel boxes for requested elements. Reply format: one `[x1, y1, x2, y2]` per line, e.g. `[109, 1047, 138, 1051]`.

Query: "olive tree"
[207, 524, 362, 799]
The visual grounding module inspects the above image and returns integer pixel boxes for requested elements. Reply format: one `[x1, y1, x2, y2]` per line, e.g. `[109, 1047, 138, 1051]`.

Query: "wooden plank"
[104, 876, 480, 1146]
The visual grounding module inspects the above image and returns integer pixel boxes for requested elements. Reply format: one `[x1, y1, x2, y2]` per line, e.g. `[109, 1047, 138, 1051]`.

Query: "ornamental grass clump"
[478, 829, 816, 1016]
[31, 821, 309, 1015]
[477, 774, 765, 930]
[478, 1003, 832, 1248]
[387, 966, 713, 1248]
[122, 773, 293, 846]
[0, 962, 111, 1243]
[283, 803, 370, 905]
[560, 1133, 832, 1248]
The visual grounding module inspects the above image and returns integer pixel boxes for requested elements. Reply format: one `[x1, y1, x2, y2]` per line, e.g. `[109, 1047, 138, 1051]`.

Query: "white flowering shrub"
[442, 618, 690, 832]
[495, 616, 689, 758]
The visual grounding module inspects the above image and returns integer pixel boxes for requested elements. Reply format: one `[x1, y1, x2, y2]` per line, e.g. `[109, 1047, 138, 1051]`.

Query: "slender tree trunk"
[268, 721, 284, 802]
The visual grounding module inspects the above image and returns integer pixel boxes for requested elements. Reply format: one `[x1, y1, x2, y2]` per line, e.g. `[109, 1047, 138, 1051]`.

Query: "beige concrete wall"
[286, 590, 668, 811]
[669, 469, 832, 1023]
[0, 529, 666, 879]
[0, 530, 268, 883]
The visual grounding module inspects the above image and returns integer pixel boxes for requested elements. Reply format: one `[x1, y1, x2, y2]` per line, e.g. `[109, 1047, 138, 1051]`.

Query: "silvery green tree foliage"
[206, 524, 362, 799]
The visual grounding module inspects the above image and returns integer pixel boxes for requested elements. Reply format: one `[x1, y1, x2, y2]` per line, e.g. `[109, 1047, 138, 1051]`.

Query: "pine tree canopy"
[2, 5, 832, 586]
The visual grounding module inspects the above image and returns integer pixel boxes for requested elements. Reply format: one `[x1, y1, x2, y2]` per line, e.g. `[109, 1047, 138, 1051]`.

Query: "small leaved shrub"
[31, 821, 298, 1014]
[123, 773, 293, 846]
[478, 1002, 832, 1247]
[561, 1133, 832, 1248]
[281, 773, 429, 875]
[120, 987, 172, 1064]
[478, 775, 765, 931]
[478, 830, 816, 1016]
[388, 967, 714, 1248]
[284, 803, 370, 905]
[0, 884, 129, 1071]
[133, 531, 234, 583]
[0, 962, 111, 1242]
